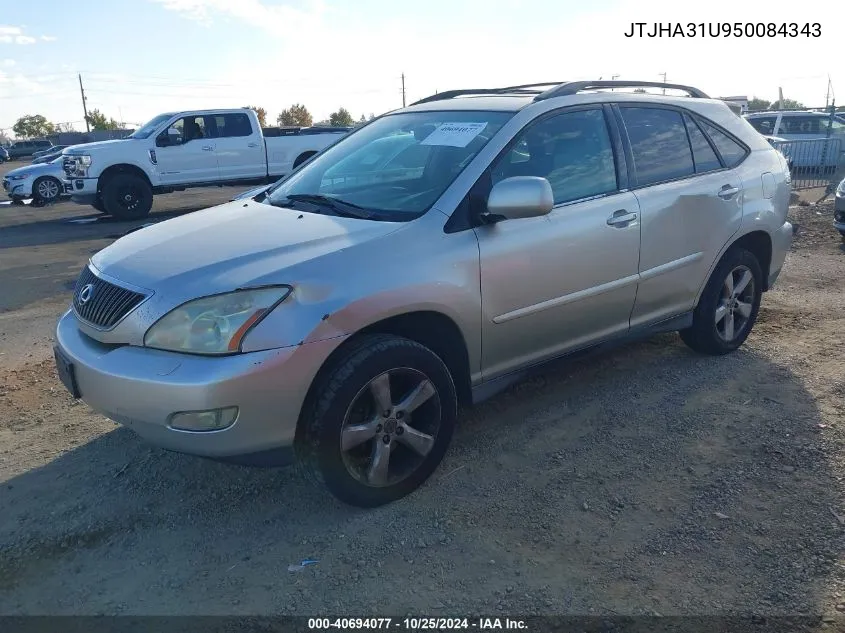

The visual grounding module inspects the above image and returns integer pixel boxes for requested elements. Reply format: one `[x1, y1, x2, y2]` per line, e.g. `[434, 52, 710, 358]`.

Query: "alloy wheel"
[340, 368, 441, 487]
[715, 265, 755, 342]
[38, 179, 59, 200]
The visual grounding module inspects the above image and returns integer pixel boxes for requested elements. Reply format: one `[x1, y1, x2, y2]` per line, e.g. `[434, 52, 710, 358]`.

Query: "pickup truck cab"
[61, 108, 349, 219]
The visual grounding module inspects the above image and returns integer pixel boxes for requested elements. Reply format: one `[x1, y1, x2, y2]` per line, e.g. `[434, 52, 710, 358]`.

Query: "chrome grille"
[72, 266, 146, 329]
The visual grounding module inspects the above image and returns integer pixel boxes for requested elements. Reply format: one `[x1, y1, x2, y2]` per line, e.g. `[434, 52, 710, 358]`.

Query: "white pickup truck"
[61, 108, 349, 219]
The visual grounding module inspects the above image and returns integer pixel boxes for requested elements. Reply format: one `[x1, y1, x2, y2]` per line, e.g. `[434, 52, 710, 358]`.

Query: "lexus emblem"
[78, 283, 95, 305]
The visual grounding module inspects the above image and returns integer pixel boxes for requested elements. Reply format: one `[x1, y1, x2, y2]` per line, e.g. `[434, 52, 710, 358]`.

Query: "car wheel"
[33, 176, 62, 204]
[102, 174, 153, 220]
[680, 247, 763, 355]
[293, 151, 317, 169]
[298, 334, 457, 507]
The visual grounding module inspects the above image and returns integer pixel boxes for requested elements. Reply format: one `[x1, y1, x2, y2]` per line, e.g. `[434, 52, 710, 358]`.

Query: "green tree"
[247, 105, 267, 127]
[329, 107, 354, 127]
[277, 104, 313, 127]
[12, 114, 55, 138]
[748, 97, 771, 112]
[85, 109, 121, 131]
[770, 98, 804, 111]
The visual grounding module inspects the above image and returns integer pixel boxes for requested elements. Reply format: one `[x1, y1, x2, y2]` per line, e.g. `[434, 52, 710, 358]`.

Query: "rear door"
[617, 105, 747, 328]
[155, 115, 220, 185]
[211, 112, 266, 181]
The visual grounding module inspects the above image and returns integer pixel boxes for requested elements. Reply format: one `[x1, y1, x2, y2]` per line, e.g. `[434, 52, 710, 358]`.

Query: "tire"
[293, 151, 317, 169]
[101, 173, 153, 220]
[680, 247, 763, 355]
[91, 196, 108, 214]
[298, 334, 457, 507]
[32, 176, 62, 204]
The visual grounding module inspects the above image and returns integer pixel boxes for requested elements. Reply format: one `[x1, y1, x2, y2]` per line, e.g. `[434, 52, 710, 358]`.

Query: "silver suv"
[54, 80, 793, 507]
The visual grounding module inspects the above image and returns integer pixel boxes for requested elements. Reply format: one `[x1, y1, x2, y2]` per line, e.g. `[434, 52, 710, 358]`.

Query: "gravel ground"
[0, 185, 843, 616]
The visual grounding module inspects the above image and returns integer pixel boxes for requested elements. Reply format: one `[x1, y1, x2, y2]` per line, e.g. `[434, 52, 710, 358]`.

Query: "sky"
[0, 0, 842, 137]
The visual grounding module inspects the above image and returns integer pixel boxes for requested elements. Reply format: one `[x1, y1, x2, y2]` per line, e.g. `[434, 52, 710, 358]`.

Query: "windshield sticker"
[420, 122, 488, 148]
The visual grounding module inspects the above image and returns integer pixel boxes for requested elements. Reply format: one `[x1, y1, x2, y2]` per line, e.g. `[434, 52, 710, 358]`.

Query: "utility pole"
[660, 72, 667, 95]
[401, 73, 406, 107]
[78, 73, 90, 133]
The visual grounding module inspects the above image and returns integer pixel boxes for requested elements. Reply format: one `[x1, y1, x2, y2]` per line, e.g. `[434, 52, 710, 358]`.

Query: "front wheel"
[298, 334, 457, 507]
[101, 173, 153, 220]
[680, 247, 763, 355]
[33, 177, 62, 204]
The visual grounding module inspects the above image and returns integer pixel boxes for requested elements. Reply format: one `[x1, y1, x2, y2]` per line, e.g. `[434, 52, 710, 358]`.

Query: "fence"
[767, 137, 844, 190]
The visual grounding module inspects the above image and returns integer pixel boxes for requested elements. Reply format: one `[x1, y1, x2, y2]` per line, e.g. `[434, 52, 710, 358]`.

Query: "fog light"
[168, 407, 238, 431]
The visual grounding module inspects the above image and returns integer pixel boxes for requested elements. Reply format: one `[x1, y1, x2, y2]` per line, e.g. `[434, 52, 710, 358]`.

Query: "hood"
[65, 139, 134, 154]
[91, 199, 403, 295]
[3, 161, 61, 178]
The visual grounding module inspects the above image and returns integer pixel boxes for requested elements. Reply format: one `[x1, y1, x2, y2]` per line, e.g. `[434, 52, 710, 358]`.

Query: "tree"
[55, 122, 76, 133]
[277, 104, 313, 127]
[85, 109, 121, 131]
[329, 107, 354, 127]
[246, 106, 267, 127]
[12, 114, 55, 138]
[748, 97, 771, 112]
[770, 98, 804, 111]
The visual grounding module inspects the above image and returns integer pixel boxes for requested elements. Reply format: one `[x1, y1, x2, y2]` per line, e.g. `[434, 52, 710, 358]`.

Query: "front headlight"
[9, 173, 30, 180]
[65, 154, 92, 178]
[144, 286, 292, 354]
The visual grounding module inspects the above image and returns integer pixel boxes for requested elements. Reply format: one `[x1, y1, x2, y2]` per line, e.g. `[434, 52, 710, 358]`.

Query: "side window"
[217, 113, 253, 138]
[684, 114, 722, 173]
[819, 117, 845, 134]
[492, 108, 617, 205]
[179, 116, 207, 142]
[620, 107, 694, 186]
[779, 116, 821, 135]
[747, 116, 776, 135]
[698, 120, 748, 167]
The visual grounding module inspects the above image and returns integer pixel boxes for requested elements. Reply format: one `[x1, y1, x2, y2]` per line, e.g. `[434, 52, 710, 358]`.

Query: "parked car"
[7, 139, 53, 160]
[33, 144, 70, 161]
[54, 80, 793, 507]
[0, 146, 9, 163]
[61, 108, 349, 220]
[745, 111, 845, 168]
[2, 157, 66, 204]
[834, 177, 845, 239]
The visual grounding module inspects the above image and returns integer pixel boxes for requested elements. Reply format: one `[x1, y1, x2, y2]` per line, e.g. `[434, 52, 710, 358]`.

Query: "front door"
[475, 107, 641, 380]
[155, 115, 219, 185]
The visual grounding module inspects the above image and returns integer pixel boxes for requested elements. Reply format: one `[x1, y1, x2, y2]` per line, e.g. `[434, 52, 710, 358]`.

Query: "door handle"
[718, 185, 739, 200]
[606, 209, 638, 226]
[201, 145, 214, 152]
[247, 142, 259, 148]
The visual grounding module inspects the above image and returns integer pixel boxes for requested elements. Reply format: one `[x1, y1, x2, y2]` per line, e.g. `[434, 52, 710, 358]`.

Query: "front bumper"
[767, 221, 794, 289]
[63, 177, 98, 204]
[2, 176, 35, 199]
[55, 309, 346, 461]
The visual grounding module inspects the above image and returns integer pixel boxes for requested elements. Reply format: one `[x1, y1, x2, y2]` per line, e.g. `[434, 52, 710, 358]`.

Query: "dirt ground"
[0, 159, 844, 616]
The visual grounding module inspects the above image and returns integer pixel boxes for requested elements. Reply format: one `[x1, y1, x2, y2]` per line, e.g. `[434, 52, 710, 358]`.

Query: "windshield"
[129, 113, 175, 139]
[266, 110, 513, 220]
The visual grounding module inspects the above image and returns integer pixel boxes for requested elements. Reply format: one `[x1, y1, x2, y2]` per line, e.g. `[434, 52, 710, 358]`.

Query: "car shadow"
[0, 334, 839, 616]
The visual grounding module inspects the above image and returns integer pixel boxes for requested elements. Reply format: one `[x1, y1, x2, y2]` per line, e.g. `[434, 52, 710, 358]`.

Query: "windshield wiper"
[282, 194, 376, 220]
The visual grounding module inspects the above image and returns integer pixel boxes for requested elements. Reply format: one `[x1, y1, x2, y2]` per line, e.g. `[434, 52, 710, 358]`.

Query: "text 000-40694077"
[624, 22, 821, 38]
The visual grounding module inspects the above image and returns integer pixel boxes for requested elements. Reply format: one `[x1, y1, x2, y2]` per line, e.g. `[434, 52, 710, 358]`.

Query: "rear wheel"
[298, 334, 457, 507]
[293, 151, 317, 169]
[33, 176, 62, 204]
[102, 173, 153, 220]
[680, 247, 763, 355]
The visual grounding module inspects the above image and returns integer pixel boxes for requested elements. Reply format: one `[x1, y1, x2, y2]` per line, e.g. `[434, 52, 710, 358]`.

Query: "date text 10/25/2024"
[624, 22, 821, 38]
[308, 618, 527, 630]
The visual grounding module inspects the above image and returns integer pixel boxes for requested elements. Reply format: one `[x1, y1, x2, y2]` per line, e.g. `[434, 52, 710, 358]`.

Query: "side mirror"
[483, 176, 554, 223]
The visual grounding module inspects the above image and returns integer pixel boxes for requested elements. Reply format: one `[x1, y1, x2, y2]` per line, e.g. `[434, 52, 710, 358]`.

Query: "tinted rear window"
[620, 107, 694, 186]
[684, 114, 722, 173]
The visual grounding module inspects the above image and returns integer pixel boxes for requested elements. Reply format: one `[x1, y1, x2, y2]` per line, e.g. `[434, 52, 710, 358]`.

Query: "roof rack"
[410, 83, 565, 106]
[534, 80, 709, 101]
[409, 80, 709, 107]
